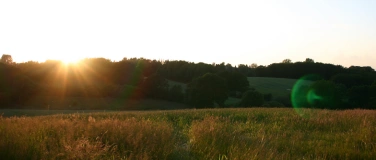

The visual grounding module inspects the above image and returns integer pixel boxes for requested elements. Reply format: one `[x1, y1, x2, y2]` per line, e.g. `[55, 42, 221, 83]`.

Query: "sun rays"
[60, 56, 82, 65]
[51, 59, 107, 98]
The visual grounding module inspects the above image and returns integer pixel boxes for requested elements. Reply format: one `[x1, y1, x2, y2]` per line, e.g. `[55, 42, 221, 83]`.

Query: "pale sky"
[1, 0, 376, 69]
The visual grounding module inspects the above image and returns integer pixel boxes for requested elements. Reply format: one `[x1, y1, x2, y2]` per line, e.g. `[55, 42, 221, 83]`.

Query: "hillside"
[247, 77, 313, 98]
[3, 57, 375, 109]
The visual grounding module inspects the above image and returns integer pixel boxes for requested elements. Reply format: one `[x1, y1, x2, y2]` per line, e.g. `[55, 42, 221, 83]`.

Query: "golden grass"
[0, 108, 375, 159]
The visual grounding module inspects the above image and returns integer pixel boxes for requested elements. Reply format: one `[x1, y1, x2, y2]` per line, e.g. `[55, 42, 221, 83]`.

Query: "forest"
[1, 54, 375, 109]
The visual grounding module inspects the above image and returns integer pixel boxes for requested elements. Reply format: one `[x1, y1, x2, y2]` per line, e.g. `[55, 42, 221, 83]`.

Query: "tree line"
[0, 54, 375, 109]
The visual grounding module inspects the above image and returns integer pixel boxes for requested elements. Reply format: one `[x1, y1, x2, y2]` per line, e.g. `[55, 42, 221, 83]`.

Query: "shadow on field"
[0, 97, 191, 117]
[0, 109, 108, 117]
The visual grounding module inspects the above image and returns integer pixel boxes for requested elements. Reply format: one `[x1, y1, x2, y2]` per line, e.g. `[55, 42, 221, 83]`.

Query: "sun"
[60, 56, 81, 65]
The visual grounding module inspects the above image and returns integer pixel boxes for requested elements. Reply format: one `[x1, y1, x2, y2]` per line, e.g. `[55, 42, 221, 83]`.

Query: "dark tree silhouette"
[168, 85, 184, 102]
[186, 73, 228, 108]
[330, 73, 374, 88]
[141, 73, 169, 99]
[308, 80, 342, 109]
[282, 59, 292, 64]
[3, 56, 376, 109]
[304, 58, 314, 63]
[1, 54, 13, 65]
[218, 71, 249, 93]
[238, 90, 264, 107]
[347, 85, 376, 109]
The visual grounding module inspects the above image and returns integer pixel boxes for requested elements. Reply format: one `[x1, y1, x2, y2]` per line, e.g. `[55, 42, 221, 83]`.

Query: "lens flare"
[291, 74, 321, 118]
[307, 89, 322, 105]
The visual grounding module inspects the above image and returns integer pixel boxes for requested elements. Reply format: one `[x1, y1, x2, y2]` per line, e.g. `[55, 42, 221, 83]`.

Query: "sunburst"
[60, 56, 81, 65]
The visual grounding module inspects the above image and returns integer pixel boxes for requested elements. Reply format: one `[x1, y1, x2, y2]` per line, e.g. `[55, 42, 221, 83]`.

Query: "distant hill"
[2, 56, 375, 109]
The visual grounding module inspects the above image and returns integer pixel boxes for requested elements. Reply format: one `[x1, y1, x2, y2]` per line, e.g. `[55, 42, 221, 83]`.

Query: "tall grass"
[0, 108, 375, 159]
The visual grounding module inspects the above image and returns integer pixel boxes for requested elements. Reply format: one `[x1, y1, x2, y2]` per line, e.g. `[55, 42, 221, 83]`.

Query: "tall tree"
[282, 59, 292, 64]
[250, 63, 258, 68]
[186, 73, 228, 108]
[218, 71, 249, 92]
[1, 54, 13, 65]
[304, 58, 314, 63]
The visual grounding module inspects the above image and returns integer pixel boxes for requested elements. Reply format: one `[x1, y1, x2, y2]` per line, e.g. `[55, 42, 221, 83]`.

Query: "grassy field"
[1, 108, 375, 159]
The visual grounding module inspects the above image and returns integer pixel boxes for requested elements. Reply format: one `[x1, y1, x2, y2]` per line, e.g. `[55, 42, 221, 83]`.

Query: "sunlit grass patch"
[0, 108, 375, 159]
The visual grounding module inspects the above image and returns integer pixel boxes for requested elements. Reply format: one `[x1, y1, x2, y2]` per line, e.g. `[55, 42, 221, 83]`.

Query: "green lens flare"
[307, 90, 323, 105]
[291, 74, 321, 117]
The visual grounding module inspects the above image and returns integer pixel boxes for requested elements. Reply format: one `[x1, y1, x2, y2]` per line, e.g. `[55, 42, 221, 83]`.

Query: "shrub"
[238, 90, 264, 107]
[186, 73, 228, 108]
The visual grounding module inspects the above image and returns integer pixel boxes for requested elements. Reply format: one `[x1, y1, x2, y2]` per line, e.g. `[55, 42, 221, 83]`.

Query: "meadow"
[1, 108, 375, 160]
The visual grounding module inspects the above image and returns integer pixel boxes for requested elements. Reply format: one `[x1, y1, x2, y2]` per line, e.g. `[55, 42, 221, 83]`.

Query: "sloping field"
[247, 77, 313, 98]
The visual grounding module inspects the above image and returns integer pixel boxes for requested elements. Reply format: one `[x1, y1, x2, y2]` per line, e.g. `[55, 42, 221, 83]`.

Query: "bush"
[238, 90, 264, 107]
[186, 73, 228, 108]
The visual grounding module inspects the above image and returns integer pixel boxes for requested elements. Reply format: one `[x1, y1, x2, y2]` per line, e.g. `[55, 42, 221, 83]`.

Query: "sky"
[1, 0, 376, 69]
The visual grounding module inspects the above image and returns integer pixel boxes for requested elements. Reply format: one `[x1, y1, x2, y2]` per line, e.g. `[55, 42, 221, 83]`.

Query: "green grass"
[1, 108, 375, 159]
[247, 77, 313, 98]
